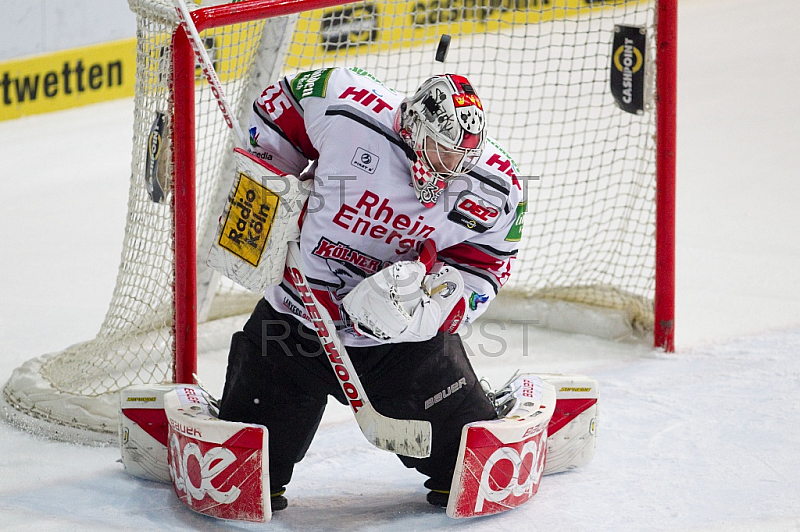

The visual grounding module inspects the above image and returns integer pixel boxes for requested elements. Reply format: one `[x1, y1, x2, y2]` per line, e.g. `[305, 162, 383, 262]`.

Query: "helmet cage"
[400, 74, 486, 205]
[415, 123, 483, 179]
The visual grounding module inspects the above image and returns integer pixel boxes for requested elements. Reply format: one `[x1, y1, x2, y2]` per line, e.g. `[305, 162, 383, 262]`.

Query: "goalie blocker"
[206, 148, 312, 293]
[120, 375, 597, 520]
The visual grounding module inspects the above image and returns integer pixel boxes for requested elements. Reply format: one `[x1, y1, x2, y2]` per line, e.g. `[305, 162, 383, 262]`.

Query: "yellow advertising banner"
[0, 0, 639, 120]
[286, 0, 641, 68]
[0, 38, 137, 121]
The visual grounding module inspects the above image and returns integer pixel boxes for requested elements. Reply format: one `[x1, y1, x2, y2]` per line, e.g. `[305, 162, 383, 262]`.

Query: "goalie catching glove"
[342, 260, 467, 342]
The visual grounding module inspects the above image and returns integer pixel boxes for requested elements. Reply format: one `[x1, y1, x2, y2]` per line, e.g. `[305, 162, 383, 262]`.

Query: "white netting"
[2, 0, 658, 439]
[282, 1, 657, 334]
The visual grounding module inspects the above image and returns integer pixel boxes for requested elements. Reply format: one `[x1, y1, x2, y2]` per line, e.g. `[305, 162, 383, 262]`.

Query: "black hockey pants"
[217, 298, 496, 493]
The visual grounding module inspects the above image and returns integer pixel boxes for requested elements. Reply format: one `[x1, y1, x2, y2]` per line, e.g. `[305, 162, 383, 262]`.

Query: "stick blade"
[357, 411, 432, 458]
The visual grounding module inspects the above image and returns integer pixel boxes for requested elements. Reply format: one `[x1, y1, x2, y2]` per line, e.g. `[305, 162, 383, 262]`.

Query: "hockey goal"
[2, 0, 676, 441]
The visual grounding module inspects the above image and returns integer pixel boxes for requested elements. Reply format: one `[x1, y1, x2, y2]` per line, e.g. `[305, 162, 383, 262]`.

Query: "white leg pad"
[446, 373, 600, 518]
[119, 384, 175, 483]
[540, 374, 600, 476]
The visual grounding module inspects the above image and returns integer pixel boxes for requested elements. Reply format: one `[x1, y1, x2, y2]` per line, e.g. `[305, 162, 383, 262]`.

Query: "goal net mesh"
[2, 0, 657, 439]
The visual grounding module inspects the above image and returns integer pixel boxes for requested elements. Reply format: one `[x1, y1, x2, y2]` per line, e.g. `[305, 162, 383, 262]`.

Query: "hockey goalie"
[119, 61, 600, 521]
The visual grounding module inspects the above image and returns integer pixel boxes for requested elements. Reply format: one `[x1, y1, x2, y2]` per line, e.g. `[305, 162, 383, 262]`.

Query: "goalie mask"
[397, 74, 486, 207]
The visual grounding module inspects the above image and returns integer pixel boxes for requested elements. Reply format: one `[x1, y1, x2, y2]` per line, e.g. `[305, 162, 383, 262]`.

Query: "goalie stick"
[172, 0, 432, 458]
[173, 0, 246, 146]
[285, 241, 432, 458]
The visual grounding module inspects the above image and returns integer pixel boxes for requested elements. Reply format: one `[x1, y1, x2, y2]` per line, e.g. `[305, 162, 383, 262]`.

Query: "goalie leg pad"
[119, 384, 176, 483]
[446, 376, 557, 518]
[540, 374, 599, 475]
[165, 385, 271, 523]
[120, 383, 273, 522]
[445, 373, 600, 518]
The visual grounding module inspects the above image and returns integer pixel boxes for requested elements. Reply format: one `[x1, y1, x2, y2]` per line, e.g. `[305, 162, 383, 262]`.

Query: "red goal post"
[654, 0, 677, 352]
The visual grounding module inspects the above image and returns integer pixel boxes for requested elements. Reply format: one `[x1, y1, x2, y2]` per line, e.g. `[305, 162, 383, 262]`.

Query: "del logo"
[351, 147, 379, 174]
[447, 191, 500, 233]
[469, 291, 489, 311]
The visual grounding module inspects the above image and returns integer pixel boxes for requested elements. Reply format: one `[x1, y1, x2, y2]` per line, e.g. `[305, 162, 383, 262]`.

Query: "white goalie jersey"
[247, 67, 526, 346]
